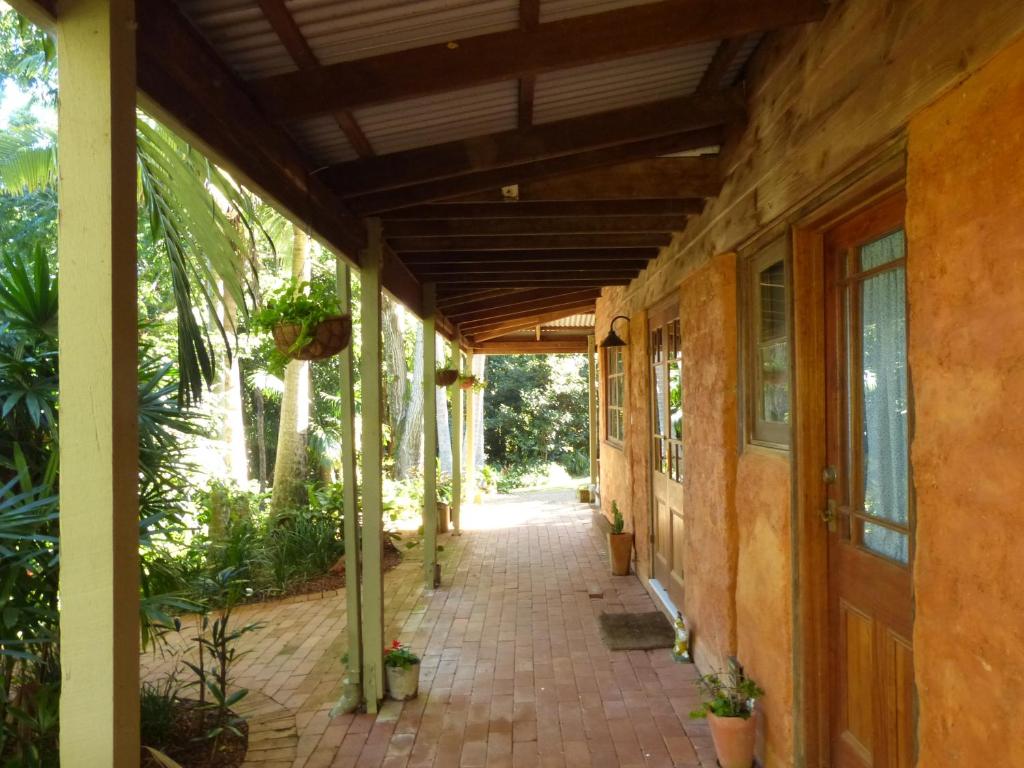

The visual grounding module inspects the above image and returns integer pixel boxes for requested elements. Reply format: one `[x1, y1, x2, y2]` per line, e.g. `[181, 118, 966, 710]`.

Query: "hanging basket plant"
[458, 374, 486, 391]
[436, 368, 459, 387]
[253, 278, 351, 372]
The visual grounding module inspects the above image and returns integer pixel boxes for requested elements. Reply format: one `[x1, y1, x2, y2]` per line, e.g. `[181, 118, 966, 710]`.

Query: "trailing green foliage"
[251, 278, 343, 375]
[611, 501, 624, 535]
[689, 668, 764, 720]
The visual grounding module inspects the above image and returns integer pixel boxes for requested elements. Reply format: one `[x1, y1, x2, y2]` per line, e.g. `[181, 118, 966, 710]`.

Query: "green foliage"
[251, 278, 343, 375]
[689, 668, 764, 720]
[383, 640, 420, 669]
[611, 501, 624, 535]
[140, 676, 181, 748]
[484, 355, 590, 488]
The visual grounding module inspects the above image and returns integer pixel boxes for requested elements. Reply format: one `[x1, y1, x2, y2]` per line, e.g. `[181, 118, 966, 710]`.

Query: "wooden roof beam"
[402, 248, 659, 265]
[471, 339, 591, 355]
[347, 129, 723, 214]
[322, 89, 743, 197]
[249, 0, 825, 120]
[381, 199, 703, 219]
[445, 288, 600, 321]
[389, 233, 672, 252]
[412, 261, 649, 278]
[386, 215, 686, 238]
[460, 300, 599, 335]
[456, 157, 723, 201]
[432, 277, 633, 289]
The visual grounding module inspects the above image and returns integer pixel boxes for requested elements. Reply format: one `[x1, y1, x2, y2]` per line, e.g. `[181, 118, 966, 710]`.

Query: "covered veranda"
[12, 0, 825, 763]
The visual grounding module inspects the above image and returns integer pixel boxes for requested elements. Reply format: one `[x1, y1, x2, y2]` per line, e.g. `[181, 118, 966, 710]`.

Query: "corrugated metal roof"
[353, 81, 519, 156]
[546, 313, 595, 328]
[533, 42, 718, 124]
[286, 116, 360, 167]
[540, 0, 663, 23]
[177, 0, 297, 78]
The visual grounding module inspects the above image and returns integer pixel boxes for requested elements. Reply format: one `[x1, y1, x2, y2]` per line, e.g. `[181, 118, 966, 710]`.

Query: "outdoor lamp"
[600, 315, 630, 348]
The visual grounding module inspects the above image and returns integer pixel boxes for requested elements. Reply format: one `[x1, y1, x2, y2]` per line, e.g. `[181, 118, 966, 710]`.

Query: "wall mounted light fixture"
[600, 315, 630, 348]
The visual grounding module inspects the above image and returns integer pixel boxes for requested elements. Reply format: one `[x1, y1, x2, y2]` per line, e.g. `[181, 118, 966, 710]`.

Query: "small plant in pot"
[608, 501, 633, 576]
[458, 374, 486, 391]
[689, 667, 764, 768]
[252, 278, 351, 375]
[436, 367, 459, 387]
[384, 640, 421, 701]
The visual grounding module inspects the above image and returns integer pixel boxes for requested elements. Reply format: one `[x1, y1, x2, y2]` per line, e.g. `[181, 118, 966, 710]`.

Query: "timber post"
[450, 344, 462, 534]
[57, 0, 140, 764]
[359, 219, 385, 712]
[588, 334, 598, 491]
[464, 351, 477, 501]
[422, 283, 439, 588]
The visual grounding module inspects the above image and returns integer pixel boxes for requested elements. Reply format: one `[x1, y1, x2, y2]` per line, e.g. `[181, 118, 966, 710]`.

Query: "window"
[605, 346, 625, 445]
[651, 313, 683, 481]
[746, 237, 791, 447]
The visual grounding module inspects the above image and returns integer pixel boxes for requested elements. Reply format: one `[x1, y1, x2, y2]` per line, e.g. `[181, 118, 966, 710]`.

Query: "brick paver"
[143, 489, 714, 767]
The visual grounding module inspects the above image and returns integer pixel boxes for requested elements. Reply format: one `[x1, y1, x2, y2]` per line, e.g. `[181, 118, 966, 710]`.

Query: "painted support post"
[359, 220, 385, 712]
[464, 352, 477, 501]
[588, 335, 598, 490]
[57, 1, 140, 764]
[332, 262, 362, 715]
[422, 284, 439, 588]
[450, 344, 462, 534]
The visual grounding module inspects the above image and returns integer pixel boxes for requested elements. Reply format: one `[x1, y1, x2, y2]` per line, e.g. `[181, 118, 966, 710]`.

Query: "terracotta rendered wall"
[734, 450, 792, 766]
[678, 253, 739, 672]
[906, 32, 1024, 767]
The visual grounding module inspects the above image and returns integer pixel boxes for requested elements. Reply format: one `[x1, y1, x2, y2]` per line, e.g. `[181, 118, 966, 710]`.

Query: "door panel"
[650, 300, 684, 610]
[825, 194, 915, 768]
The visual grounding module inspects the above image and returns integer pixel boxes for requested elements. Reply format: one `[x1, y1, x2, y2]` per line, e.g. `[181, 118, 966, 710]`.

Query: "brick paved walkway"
[143, 489, 715, 767]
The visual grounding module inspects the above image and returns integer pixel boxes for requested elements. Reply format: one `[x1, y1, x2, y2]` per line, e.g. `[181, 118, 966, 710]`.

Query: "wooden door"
[650, 301, 685, 610]
[824, 194, 915, 768]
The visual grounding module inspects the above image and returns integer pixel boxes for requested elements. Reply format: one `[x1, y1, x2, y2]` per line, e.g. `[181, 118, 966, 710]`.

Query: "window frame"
[650, 303, 683, 482]
[604, 345, 626, 447]
[745, 236, 792, 449]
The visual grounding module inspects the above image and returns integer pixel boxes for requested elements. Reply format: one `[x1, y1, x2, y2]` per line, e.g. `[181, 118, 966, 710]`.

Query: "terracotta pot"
[458, 376, 478, 391]
[385, 663, 420, 701]
[272, 315, 352, 361]
[608, 532, 633, 576]
[706, 712, 757, 768]
[577, 487, 592, 503]
[436, 368, 459, 387]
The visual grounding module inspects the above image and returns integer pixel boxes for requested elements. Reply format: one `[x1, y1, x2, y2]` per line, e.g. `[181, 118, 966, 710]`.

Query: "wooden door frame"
[789, 155, 906, 768]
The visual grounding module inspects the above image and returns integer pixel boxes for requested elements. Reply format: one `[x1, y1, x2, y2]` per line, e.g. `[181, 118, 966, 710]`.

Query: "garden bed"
[141, 700, 248, 768]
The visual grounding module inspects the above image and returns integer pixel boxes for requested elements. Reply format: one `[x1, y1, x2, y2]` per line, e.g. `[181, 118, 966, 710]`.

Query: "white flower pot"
[385, 663, 420, 701]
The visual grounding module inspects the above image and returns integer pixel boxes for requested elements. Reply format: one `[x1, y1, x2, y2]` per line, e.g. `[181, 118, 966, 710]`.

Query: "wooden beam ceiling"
[443, 288, 600, 321]
[384, 215, 687, 237]
[379, 199, 703, 219]
[423, 269, 639, 284]
[439, 278, 632, 290]
[699, 37, 751, 94]
[249, 0, 825, 120]
[472, 339, 591, 355]
[461, 301, 598, 335]
[387, 233, 672, 251]
[321, 89, 742, 197]
[518, 0, 540, 128]
[455, 157, 723, 201]
[412, 261, 649, 277]
[401, 248, 658, 265]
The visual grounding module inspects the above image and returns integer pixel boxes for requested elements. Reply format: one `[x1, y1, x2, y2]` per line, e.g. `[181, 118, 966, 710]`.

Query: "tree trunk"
[218, 286, 249, 487]
[382, 296, 407, 473]
[395, 323, 423, 478]
[473, 354, 486, 469]
[436, 333, 453, 476]
[270, 226, 311, 515]
[254, 385, 268, 493]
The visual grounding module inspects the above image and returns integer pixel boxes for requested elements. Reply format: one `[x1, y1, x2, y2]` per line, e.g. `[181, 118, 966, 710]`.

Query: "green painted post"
[422, 284, 439, 587]
[57, 1, 140, 764]
[360, 220, 385, 712]
[450, 343, 462, 534]
[588, 334, 598, 490]
[333, 262, 362, 714]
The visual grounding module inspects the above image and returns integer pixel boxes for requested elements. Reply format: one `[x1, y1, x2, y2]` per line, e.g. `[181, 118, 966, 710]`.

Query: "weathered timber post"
[588, 334, 598, 492]
[422, 284, 439, 588]
[450, 344, 462, 534]
[57, 0, 140, 764]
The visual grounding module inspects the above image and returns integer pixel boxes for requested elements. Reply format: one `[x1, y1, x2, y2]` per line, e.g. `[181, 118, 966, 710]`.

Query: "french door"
[649, 300, 685, 610]
[824, 193, 915, 768]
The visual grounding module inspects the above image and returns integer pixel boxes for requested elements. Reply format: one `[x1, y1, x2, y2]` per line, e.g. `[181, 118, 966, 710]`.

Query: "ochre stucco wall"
[678, 253, 739, 672]
[735, 450, 793, 767]
[907, 31, 1024, 767]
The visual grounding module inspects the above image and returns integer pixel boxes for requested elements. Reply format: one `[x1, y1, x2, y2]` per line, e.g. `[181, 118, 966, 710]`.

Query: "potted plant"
[253, 278, 351, 374]
[437, 475, 452, 533]
[458, 374, 486, 391]
[383, 641, 421, 701]
[577, 485, 592, 503]
[436, 367, 459, 387]
[689, 667, 764, 768]
[608, 501, 633, 576]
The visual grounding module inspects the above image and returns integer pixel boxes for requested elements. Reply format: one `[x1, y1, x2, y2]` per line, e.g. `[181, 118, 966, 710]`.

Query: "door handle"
[820, 499, 838, 532]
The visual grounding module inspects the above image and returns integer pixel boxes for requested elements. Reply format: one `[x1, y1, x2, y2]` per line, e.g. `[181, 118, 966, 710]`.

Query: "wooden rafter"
[411, 261, 649, 276]
[401, 248, 658, 265]
[698, 37, 751, 93]
[456, 157, 722, 201]
[444, 288, 600, 320]
[460, 300, 598, 334]
[427, 269, 639, 284]
[380, 199, 703, 219]
[432, 277, 633, 289]
[472, 339, 591, 354]
[347, 129, 724, 213]
[385, 215, 686, 238]
[256, 0, 373, 156]
[321, 89, 743, 197]
[388, 233, 672, 251]
[249, 0, 825, 120]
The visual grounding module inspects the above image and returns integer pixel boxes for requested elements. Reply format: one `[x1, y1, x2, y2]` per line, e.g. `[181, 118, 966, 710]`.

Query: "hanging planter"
[458, 374, 486, 391]
[253, 278, 351, 373]
[436, 368, 459, 387]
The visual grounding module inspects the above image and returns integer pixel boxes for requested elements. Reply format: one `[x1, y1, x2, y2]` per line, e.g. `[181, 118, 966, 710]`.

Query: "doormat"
[598, 611, 674, 651]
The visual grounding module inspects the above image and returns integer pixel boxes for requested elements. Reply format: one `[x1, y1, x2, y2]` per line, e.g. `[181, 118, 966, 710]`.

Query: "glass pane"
[862, 524, 909, 564]
[669, 361, 683, 439]
[673, 319, 682, 357]
[759, 341, 789, 424]
[674, 443, 684, 482]
[759, 260, 786, 341]
[860, 262, 909, 562]
[654, 437, 665, 474]
[860, 230, 905, 271]
[654, 363, 668, 437]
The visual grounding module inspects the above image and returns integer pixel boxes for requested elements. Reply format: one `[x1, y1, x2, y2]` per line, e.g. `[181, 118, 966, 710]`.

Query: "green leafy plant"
[611, 500, 625, 534]
[457, 374, 487, 392]
[252, 278, 343, 374]
[140, 674, 182, 748]
[689, 667, 764, 720]
[383, 640, 420, 669]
